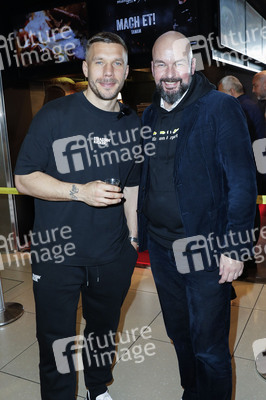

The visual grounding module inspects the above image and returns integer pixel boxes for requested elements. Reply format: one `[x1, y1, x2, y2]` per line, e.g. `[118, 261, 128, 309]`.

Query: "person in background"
[218, 75, 264, 280]
[14, 32, 140, 400]
[218, 75, 264, 142]
[252, 70, 266, 121]
[138, 31, 257, 400]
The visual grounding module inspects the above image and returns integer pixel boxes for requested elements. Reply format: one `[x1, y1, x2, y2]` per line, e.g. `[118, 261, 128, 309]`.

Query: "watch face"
[255, 351, 266, 379]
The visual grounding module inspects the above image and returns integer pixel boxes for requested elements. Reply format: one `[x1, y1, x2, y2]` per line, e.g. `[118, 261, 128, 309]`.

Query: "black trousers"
[148, 236, 232, 400]
[32, 240, 137, 400]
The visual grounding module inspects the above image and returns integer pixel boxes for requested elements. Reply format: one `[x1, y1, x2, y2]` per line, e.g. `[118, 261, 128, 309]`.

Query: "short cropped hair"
[85, 32, 128, 63]
[218, 75, 244, 94]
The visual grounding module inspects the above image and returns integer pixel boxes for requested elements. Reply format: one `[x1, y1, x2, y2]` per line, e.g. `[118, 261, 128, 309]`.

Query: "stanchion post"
[0, 277, 5, 312]
[0, 276, 24, 326]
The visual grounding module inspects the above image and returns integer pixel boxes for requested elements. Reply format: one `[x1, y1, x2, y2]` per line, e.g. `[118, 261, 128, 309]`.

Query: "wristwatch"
[129, 236, 138, 245]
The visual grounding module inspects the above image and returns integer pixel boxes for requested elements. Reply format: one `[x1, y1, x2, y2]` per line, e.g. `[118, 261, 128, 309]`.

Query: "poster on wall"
[92, 0, 199, 65]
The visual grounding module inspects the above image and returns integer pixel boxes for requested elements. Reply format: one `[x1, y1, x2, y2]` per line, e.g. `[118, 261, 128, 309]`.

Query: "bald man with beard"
[138, 31, 257, 400]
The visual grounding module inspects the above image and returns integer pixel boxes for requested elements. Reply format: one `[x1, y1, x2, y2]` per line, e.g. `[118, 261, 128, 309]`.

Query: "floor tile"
[254, 285, 266, 311]
[0, 267, 32, 284]
[148, 311, 171, 343]
[110, 337, 182, 400]
[231, 281, 263, 308]
[229, 306, 253, 354]
[234, 309, 266, 360]
[0, 312, 37, 369]
[1, 269, 34, 303]
[117, 289, 161, 333]
[1, 277, 23, 293]
[129, 267, 157, 293]
[5, 287, 36, 314]
[1, 341, 39, 383]
[0, 372, 41, 400]
[0, 252, 32, 273]
[232, 357, 266, 400]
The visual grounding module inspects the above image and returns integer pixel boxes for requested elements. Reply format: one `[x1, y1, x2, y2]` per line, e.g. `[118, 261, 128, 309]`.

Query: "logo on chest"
[152, 128, 180, 141]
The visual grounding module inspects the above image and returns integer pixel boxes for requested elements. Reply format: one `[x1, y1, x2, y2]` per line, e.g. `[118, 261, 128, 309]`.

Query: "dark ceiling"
[1, 0, 266, 19]
[249, 0, 266, 18]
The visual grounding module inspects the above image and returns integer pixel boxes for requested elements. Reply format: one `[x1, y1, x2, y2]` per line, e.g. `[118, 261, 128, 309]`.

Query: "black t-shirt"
[15, 91, 141, 266]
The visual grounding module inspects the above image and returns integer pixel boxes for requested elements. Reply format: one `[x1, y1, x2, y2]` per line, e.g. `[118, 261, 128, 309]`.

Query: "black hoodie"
[144, 72, 215, 248]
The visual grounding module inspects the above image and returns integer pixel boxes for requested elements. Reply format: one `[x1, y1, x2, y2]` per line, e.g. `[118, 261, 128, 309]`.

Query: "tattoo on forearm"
[70, 184, 79, 200]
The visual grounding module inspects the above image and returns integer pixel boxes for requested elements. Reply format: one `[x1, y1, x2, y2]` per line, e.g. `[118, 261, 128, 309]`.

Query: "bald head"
[151, 31, 196, 108]
[152, 31, 193, 65]
[252, 71, 266, 100]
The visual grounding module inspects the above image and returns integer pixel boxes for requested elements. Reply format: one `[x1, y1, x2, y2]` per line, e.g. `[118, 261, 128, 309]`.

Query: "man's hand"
[79, 181, 123, 207]
[219, 254, 244, 284]
[130, 241, 138, 251]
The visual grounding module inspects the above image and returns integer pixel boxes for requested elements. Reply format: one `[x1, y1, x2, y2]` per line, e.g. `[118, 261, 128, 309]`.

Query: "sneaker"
[86, 390, 113, 400]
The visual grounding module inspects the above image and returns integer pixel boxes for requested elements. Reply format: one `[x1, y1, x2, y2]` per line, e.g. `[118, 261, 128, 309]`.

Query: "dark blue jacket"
[138, 88, 257, 265]
[237, 94, 265, 142]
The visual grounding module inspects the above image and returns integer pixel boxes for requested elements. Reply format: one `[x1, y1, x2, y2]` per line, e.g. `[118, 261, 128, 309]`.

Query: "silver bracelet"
[129, 236, 138, 244]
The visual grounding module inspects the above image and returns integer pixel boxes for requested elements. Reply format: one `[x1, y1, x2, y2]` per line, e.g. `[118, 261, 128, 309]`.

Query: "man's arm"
[15, 171, 123, 207]
[217, 95, 257, 283]
[123, 185, 139, 250]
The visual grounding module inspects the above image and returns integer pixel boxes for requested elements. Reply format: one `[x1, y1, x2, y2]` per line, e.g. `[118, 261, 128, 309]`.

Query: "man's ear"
[191, 57, 196, 75]
[151, 61, 155, 77]
[125, 64, 129, 80]
[82, 60, 88, 78]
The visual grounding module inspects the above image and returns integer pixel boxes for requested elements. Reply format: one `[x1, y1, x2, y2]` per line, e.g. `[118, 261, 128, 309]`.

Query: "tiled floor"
[1, 254, 266, 400]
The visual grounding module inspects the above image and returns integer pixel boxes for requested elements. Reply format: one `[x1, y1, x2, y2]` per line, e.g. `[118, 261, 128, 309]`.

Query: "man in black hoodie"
[138, 31, 257, 400]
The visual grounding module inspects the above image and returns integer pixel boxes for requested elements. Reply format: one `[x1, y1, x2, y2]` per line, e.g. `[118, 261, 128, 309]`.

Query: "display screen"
[91, 0, 199, 67]
[220, 0, 246, 55]
[246, 2, 264, 63]
[264, 19, 266, 62]
[12, 2, 88, 68]
[9, 0, 201, 70]
[219, 0, 265, 63]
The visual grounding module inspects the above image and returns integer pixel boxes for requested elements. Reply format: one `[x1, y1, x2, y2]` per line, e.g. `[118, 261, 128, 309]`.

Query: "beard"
[88, 78, 123, 101]
[156, 77, 191, 105]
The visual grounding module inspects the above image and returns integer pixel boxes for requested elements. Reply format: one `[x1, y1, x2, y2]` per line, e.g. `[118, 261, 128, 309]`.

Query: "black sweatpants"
[32, 240, 138, 400]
